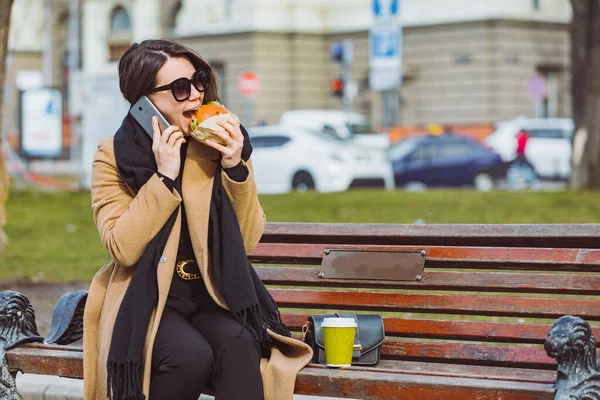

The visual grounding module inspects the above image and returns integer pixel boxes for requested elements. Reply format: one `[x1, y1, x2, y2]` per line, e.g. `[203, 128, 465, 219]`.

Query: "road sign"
[238, 71, 261, 96]
[20, 87, 63, 158]
[369, 0, 402, 91]
[526, 73, 548, 101]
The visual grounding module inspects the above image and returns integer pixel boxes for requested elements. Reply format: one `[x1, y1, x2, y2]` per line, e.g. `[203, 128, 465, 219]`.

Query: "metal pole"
[68, 0, 79, 73]
[382, 90, 399, 128]
[43, 0, 52, 86]
[244, 96, 254, 126]
[68, 0, 81, 187]
[342, 64, 351, 113]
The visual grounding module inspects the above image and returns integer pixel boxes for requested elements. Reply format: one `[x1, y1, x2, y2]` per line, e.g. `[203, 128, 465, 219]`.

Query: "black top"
[157, 143, 249, 261]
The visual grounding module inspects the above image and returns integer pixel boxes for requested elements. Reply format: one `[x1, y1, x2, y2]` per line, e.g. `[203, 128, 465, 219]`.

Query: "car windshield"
[388, 138, 419, 160]
[346, 122, 378, 134]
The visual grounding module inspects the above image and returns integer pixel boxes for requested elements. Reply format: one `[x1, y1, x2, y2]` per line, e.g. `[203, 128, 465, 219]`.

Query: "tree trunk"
[0, 0, 14, 252]
[570, 0, 600, 189]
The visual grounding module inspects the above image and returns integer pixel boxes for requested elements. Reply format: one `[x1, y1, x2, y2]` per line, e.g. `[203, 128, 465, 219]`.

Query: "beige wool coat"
[83, 137, 313, 400]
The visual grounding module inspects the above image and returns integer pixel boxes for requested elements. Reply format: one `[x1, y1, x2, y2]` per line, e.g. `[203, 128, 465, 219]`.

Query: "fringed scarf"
[106, 113, 289, 400]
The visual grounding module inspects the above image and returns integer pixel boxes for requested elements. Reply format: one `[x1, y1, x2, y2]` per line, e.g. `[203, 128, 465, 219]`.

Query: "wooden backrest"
[250, 223, 600, 370]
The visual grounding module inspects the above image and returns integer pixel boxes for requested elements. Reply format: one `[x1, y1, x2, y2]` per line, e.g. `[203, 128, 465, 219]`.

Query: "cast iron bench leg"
[0, 290, 88, 399]
[545, 315, 600, 399]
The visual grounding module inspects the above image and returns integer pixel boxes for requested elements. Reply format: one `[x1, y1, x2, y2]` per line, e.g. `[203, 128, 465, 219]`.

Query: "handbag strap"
[336, 313, 361, 359]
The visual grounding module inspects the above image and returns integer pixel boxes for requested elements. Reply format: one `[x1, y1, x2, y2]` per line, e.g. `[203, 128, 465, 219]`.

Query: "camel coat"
[83, 137, 313, 400]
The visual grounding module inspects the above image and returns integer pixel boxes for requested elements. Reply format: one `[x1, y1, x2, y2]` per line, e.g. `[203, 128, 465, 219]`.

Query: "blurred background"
[1, 1, 599, 282]
[1, 0, 577, 194]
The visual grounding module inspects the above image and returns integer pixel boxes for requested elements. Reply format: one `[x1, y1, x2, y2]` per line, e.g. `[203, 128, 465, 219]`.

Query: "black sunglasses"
[149, 69, 210, 102]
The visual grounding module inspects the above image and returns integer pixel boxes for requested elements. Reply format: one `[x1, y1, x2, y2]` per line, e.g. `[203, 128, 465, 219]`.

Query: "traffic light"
[330, 41, 353, 65]
[331, 78, 344, 97]
[330, 42, 344, 64]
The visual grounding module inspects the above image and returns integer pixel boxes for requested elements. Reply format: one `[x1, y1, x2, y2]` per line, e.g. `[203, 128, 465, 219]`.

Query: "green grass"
[0, 188, 599, 283]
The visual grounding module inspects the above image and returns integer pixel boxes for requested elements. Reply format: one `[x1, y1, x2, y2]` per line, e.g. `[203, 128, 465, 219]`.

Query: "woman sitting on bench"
[82, 39, 312, 400]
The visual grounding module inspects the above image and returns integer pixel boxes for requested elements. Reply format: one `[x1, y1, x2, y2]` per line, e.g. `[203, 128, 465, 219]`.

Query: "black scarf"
[106, 114, 290, 400]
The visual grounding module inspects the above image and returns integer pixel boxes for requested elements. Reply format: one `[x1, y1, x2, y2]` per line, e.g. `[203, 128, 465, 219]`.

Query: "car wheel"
[404, 181, 427, 192]
[474, 173, 494, 192]
[292, 172, 315, 193]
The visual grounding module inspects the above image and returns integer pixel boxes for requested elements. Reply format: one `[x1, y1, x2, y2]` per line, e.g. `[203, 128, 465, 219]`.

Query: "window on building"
[533, 0, 541, 10]
[224, 0, 235, 18]
[108, 6, 132, 62]
[110, 6, 132, 33]
[533, 69, 560, 118]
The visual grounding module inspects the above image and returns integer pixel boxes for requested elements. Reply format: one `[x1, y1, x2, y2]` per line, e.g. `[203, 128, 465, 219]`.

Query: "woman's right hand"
[152, 116, 186, 180]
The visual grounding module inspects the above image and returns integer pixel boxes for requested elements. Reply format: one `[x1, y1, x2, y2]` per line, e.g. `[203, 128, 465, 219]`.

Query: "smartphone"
[130, 95, 171, 138]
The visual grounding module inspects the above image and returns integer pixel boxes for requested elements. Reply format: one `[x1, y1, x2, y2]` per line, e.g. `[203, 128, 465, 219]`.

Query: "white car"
[248, 125, 394, 194]
[484, 118, 573, 180]
[280, 109, 390, 150]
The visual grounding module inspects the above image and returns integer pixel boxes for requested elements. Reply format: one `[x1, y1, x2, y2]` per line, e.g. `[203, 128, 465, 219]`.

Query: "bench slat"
[5, 344, 553, 399]
[250, 243, 600, 271]
[373, 360, 556, 383]
[262, 222, 600, 249]
[281, 314, 600, 344]
[258, 266, 600, 294]
[381, 340, 554, 369]
[6, 346, 83, 378]
[295, 364, 554, 399]
[271, 289, 600, 320]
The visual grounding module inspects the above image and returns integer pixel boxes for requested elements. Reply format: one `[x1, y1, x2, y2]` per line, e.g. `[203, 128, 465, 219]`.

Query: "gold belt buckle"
[176, 259, 200, 280]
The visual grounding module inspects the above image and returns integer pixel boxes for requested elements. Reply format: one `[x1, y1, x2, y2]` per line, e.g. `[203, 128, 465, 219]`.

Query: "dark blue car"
[388, 134, 506, 190]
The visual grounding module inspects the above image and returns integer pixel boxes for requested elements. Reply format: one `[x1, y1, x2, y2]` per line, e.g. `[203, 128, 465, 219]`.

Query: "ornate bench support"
[545, 315, 600, 400]
[0, 290, 88, 399]
[0, 291, 44, 400]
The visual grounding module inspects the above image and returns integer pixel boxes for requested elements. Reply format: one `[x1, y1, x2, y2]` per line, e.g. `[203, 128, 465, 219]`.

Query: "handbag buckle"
[302, 321, 310, 341]
[353, 344, 363, 351]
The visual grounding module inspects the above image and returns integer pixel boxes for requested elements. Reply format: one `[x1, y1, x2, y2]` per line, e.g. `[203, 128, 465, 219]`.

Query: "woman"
[82, 39, 312, 400]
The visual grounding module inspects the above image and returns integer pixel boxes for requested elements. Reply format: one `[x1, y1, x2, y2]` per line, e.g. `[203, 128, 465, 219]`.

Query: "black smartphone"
[130, 95, 171, 138]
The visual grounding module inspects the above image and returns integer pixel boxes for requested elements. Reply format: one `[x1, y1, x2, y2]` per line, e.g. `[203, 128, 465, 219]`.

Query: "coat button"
[160, 256, 167, 263]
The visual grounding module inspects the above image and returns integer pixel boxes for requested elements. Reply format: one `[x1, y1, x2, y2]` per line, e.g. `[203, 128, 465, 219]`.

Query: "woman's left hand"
[205, 117, 244, 169]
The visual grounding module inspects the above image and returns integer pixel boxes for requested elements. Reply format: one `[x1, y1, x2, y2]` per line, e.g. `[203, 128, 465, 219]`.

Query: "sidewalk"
[16, 374, 353, 400]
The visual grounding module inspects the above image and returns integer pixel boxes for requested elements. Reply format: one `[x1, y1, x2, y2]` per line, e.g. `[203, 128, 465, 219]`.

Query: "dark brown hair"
[118, 39, 220, 105]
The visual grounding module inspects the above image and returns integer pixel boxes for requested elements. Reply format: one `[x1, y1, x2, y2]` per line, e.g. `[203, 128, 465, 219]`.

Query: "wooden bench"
[3, 223, 600, 399]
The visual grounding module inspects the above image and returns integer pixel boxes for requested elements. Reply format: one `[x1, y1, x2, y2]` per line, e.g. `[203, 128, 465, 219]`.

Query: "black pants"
[149, 277, 264, 400]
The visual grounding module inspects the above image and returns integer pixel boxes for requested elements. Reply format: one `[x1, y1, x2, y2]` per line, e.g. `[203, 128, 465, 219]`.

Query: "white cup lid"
[322, 317, 357, 328]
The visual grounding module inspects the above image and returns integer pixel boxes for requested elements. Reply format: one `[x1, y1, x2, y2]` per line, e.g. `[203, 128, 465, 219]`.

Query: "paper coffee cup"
[322, 317, 357, 367]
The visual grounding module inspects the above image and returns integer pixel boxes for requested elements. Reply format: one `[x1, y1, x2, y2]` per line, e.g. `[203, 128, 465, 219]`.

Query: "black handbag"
[302, 313, 384, 366]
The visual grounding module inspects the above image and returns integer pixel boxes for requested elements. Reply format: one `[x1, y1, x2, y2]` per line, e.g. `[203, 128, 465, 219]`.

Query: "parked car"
[484, 118, 573, 180]
[248, 125, 394, 194]
[279, 110, 390, 150]
[279, 110, 394, 189]
[388, 134, 505, 191]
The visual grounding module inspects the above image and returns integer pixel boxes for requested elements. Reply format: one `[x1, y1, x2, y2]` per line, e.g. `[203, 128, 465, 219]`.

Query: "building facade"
[3, 0, 572, 152]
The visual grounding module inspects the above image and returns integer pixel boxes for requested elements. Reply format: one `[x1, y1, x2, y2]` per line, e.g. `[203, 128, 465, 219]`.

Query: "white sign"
[20, 88, 63, 158]
[369, 0, 402, 91]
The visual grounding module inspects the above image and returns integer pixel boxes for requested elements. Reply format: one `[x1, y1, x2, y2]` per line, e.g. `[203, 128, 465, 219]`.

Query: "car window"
[438, 140, 473, 160]
[251, 135, 291, 148]
[322, 124, 341, 140]
[527, 129, 572, 139]
[388, 138, 419, 160]
[409, 143, 435, 163]
[346, 122, 377, 134]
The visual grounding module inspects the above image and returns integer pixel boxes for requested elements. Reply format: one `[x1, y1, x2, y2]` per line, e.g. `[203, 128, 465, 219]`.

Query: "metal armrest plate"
[319, 249, 426, 281]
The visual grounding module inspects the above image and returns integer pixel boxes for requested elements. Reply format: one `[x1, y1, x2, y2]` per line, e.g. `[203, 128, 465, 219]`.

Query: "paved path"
[16, 374, 353, 400]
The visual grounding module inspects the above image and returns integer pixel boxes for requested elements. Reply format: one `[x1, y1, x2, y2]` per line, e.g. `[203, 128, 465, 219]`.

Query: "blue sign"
[369, 0, 402, 91]
[371, 29, 400, 58]
[373, 0, 399, 17]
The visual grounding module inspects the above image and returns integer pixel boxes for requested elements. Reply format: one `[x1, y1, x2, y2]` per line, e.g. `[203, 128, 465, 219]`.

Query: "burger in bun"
[189, 101, 240, 145]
